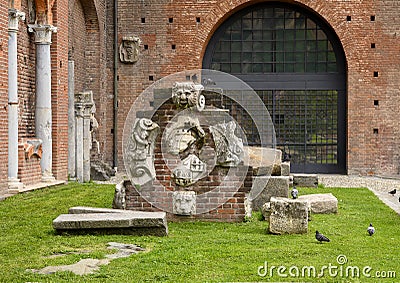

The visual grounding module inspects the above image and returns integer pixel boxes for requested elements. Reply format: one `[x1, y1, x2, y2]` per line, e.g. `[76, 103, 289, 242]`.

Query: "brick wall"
[113, 0, 400, 177]
[0, 1, 8, 191]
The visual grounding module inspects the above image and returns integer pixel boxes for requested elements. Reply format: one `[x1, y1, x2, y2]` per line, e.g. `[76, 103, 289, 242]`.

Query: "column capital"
[75, 91, 94, 118]
[28, 24, 57, 44]
[8, 9, 25, 32]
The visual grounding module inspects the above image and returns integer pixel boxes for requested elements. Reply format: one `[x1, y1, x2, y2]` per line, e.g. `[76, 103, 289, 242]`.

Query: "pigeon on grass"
[315, 231, 330, 243]
[388, 189, 396, 196]
[367, 223, 375, 236]
[291, 187, 298, 199]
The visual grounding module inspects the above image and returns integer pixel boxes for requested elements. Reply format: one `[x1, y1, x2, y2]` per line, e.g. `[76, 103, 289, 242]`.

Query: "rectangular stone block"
[298, 193, 338, 214]
[269, 197, 309, 234]
[281, 161, 290, 176]
[53, 208, 168, 236]
[251, 176, 289, 211]
[293, 173, 318, 187]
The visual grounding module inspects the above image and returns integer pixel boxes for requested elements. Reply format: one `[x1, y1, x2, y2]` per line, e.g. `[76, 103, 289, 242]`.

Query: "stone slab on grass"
[53, 208, 168, 236]
[293, 173, 318, 187]
[298, 193, 338, 214]
[269, 197, 309, 234]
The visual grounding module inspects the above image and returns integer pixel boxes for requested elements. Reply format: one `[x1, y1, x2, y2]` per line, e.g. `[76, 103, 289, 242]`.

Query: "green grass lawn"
[0, 182, 399, 282]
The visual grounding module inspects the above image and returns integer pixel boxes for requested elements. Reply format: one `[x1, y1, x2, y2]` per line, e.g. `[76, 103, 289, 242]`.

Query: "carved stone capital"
[75, 91, 94, 118]
[28, 24, 57, 44]
[8, 9, 25, 32]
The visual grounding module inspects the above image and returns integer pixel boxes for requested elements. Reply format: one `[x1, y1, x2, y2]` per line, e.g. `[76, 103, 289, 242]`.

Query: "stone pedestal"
[298, 193, 338, 214]
[269, 197, 309, 234]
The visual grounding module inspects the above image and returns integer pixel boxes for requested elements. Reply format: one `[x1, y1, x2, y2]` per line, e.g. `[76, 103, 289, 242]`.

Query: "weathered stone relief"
[112, 181, 126, 210]
[172, 82, 205, 111]
[125, 118, 160, 185]
[173, 191, 196, 215]
[119, 36, 141, 63]
[172, 154, 207, 187]
[164, 116, 205, 155]
[210, 121, 244, 167]
[23, 139, 43, 159]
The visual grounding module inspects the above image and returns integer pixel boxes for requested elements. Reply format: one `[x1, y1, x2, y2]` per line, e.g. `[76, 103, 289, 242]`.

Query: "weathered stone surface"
[293, 173, 318, 187]
[281, 161, 290, 176]
[298, 193, 338, 214]
[171, 81, 205, 111]
[53, 208, 168, 236]
[269, 197, 309, 234]
[173, 191, 196, 215]
[261, 202, 271, 219]
[251, 176, 290, 210]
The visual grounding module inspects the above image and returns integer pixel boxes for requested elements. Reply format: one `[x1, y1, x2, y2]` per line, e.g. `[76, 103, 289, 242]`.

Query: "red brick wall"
[114, 0, 400, 177]
[18, 143, 41, 185]
[0, 1, 8, 191]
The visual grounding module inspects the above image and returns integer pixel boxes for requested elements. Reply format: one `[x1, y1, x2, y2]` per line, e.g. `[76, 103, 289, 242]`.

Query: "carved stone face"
[171, 82, 205, 110]
[173, 191, 196, 215]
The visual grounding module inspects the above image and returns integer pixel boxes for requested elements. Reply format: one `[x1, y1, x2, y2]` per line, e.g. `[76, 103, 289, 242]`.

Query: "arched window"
[203, 2, 347, 173]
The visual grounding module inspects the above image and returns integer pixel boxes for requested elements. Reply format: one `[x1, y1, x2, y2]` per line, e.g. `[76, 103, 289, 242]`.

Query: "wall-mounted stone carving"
[164, 116, 205, 155]
[119, 36, 141, 63]
[210, 121, 244, 167]
[125, 118, 160, 185]
[172, 154, 207, 186]
[23, 138, 43, 159]
[172, 82, 205, 111]
[173, 191, 196, 215]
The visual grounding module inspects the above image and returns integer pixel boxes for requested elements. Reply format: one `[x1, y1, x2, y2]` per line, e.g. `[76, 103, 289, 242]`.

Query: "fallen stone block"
[298, 193, 338, 214]
[251, 176, 289, 211]
[293, 173, 318, 187]
[53, 208, 168, 236]
[269, 197, 309, 234]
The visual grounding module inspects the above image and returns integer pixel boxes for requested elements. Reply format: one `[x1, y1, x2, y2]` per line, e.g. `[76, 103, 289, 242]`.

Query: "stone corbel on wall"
[22, 138, 43, 159]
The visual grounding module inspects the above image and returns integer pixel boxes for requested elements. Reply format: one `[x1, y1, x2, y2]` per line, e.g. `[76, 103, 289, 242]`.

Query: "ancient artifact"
[172, 154, 207, 186]
[119, 36, 141, 63]
[164, 116, 205, 155]
[125, 118, 160, 185]
[112, 181, 126, 209]
[171, 82, 205, 111]
[173, 191, 196, 215]
[210, 121, 244, 167]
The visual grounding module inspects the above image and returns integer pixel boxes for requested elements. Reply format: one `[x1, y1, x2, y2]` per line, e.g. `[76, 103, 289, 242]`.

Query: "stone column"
[75, 91, 94, 182]
[8, 9, 25, 192]
[28, 24, 57, 182]
[68, 61, 75, 179]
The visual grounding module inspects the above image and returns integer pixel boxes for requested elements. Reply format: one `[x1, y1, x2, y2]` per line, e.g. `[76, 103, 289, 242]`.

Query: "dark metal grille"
[203, 2, 347, 173]
[210, 6, 337, 74]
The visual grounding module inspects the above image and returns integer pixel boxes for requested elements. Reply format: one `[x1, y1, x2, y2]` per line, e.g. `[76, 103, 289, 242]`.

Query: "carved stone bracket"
[23, 138, 43, 159]
[172, 82, 205, 111]
[119, 36, 141, 63]
[173, 191, 196, 215]
[125, 118, 160, 186]
[210, 121, 244, 167]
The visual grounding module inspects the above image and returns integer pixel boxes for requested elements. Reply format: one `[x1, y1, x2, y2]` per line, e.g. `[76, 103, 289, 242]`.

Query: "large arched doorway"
[203, 2, 347, 173]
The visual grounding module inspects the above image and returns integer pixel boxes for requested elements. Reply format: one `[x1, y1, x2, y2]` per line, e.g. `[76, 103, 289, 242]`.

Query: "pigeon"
[291, 187, 298, 199]
[315, 231, 330, 243]
[388, 189, 396, 196]
[367, 223, 375, 236]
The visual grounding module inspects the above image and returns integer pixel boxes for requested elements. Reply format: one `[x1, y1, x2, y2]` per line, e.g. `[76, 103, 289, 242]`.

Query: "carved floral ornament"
[119, 36, 142, 63]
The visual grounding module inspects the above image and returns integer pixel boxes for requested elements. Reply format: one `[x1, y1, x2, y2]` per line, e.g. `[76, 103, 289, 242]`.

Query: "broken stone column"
[7, 9, 25, 191]
[28, 24, 57, 182]
[75, 91, 94, 182]
[269, 197, 309, 234]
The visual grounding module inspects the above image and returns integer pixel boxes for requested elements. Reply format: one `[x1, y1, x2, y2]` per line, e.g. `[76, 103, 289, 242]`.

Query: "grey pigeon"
[388, 189, 396, 196]
[367, 223, 375, 236]
[315, 231, 330, 243]
[291, 187, 298, 199]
